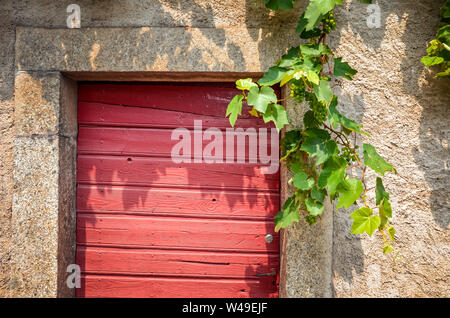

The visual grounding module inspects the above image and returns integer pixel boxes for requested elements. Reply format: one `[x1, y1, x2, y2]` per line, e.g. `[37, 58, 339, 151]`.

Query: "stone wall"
[0, 0, 448, 297]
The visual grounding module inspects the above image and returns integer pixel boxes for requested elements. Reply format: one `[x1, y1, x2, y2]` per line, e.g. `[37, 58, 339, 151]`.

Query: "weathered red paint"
[77, 185, 279, 220]
[76, 83, 280, 298]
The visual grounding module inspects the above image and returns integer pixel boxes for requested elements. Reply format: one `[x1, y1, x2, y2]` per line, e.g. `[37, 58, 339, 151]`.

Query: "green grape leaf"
[278, 46, 301, 67]
[281, 130, 302, 159]
[336, 178, 364, 209]
[305, 215, 318, 225]
[297, 57, 322, 72]
[274, 196, 300, 232]
[306, 70, 320, 85]
[263, 104, 289, 131]
[303, 110, 321, 128]
[441, 1, 450, 21]
[258, 66, 289, 86]
[304, 0, 341, 31]
[383, 245, 392, 254]
[377, 177, 392, 228]
[350, 207, 381, 237]
[421, 55, 445, 66]
[300, 128, 339, 165]
[422, 18, 450, 77]
[363, 143, 394, 176]
[333, 57, 358, 80]
[226, 94, 244, 127]
[311, 186, 327, 203]
[303, 2, 324, 31]
[382, 199, 392, 219]
[359, 0, 372, 3]
[280, 66, 321, 86]
[296, 13, 309, 34]
[280, 70, 297, 87]
[289, 160, 305, 174]
[437, 25, 450, 46]
[262, 0, 295, 11]
[314, 79, 333, 104]
[248, 107, 259, 117]
[305, 197, 324, 216]
[300, 27, 323, 39]
[379, 197, 392, 229]
[300, 43, 332, 57]
[247, 86, 277, 113]
[236, 78, 258, 91]
[328, 97, 370, 136]
[388, 226, 396, 242]
[293, 172, 315, 190]
[426, 40, 440, 55]
[318, 156, 347, 195]
[375, 177, 389, 206]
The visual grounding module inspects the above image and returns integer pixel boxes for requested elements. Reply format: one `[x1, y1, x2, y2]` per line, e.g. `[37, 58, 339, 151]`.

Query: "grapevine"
[322, 10, 337, 33]
[226, 0, 398, 255]
[421, 0, 450, 77]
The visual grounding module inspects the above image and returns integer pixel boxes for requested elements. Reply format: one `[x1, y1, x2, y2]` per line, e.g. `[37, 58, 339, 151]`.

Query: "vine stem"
[277, 97, 290, 103]
[323, 123, 370, 208]
[317, 25, 371, 211]
[360, 166, 369, 208]
[322, 123, 349, 146]
[301, 76, 313, 90]
[379, 228, 391, 247]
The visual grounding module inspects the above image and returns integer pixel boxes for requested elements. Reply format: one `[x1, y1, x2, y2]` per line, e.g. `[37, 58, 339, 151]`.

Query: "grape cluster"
[341, 146, 357, 163]
[290, 81, 329, 124]
[312, 100, 328, 123]
[290, 81, 306, 103]
[306, 93, 328, 123]
[322, 11, 336, 33]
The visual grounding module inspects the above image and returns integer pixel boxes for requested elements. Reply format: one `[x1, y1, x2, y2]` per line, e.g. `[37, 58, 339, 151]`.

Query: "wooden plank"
[77, 185, 279, 219]
[77, 126, 278, 161]
[77, 155, 279, 191]
[78, 83, 280, 118]
[66, 71, 263, 83]
[76, 247, 279, 278]
[78, 101, 272, 129]
[78, 84, 251, 118]
[77, 275, 278, 298]
[77, 214, 279, 252]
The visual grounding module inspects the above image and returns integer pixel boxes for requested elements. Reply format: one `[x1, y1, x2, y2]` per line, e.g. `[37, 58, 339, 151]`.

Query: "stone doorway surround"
[12, 27, 333, 297]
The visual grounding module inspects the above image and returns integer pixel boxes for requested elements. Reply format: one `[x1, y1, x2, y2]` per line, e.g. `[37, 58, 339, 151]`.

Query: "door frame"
[70, 72, 289, 297]
[73, 76, 285, 297]
[13, 69, 291, 297]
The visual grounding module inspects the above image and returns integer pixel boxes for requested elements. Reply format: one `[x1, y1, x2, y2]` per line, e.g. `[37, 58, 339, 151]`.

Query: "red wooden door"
[76, 83, 280, 298]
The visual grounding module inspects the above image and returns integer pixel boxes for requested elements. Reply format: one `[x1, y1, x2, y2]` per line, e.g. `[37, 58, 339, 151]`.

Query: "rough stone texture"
[0, 1, 15, 298]
[15, 26, 299, 73]
[10, 71, 78, 297]
[0, 0, 449, 297]
[329, 1, 450, 297]
[11, 136, 60, 297]
[14, 72, 61, 136]
[12, 0, 301, 29]
[0, 95, 13, 298]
